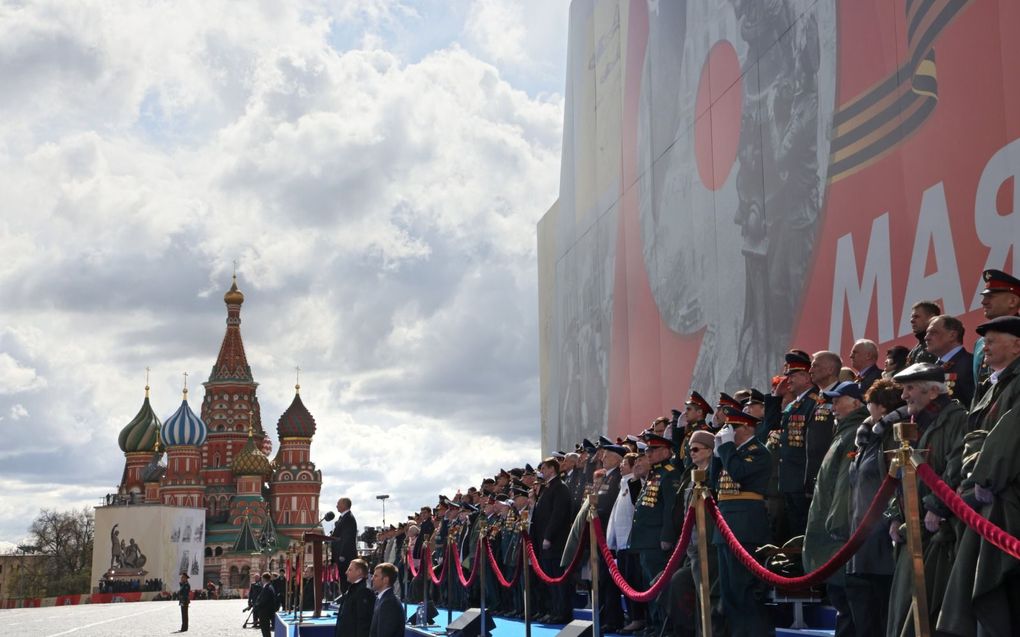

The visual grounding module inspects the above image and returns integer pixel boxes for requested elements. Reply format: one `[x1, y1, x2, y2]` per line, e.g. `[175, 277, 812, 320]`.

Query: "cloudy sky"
[0, 0, 569, 549]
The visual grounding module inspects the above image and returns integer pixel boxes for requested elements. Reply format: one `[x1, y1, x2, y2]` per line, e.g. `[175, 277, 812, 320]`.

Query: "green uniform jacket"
[710, 438, 771, 546]
[775, 387, 820, 494]
[561, 499, 589, 568]
[886, 396, 968, 637]
[802, 406, 867, 586]
[939, 355, 1020, 637]
[630, 461, 684, 550]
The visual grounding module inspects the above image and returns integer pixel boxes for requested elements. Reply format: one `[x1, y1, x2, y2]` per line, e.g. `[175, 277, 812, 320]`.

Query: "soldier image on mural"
[639, 0, 835, 400]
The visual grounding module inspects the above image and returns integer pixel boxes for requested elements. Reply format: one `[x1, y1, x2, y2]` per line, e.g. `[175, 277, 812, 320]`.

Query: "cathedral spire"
[209, 274, 253, 382]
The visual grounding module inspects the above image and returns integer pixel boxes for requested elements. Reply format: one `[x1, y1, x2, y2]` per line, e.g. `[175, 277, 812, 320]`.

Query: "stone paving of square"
[1, 599, 275, 637]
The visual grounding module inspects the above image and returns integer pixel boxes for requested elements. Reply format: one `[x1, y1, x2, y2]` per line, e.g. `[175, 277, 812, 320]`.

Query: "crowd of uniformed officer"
[371, 268, 1020, 637]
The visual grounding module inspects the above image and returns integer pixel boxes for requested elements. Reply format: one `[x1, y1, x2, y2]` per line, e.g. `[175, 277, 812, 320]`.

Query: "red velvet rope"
[452, 536, 483, 587]
[424, 543, 449, 586]
[592, 510, 694, 602]
[406, 543, 420, 578]
[915, 463, 1020, 560]
[706, 474, 899, 588]
[521, 527, 588, 585]
[483, 538, 521, 588]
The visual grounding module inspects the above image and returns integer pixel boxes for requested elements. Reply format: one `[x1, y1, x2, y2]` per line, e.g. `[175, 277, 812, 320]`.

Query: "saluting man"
[711, 408, 772, 637]
[681, 391, 715, 468]
[762, 349, 819, 538]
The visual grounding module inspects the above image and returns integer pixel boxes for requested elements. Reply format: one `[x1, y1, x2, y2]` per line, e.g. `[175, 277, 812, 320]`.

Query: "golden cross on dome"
[295, 365, 301, 393]
[248, 409, 255, 437]
[182, 371, 189, 398]
[233, 259, 238, 277]
[145, 366, 151, 397]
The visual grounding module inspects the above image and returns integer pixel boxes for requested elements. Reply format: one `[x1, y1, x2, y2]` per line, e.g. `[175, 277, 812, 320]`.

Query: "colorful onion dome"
[141, 451, 166, 482]
[231, 433, 272, 476]
[276, 388, 316, 438]
[118, 387, 161, 453]
[224, 274, 244, 305]
[161, 388, 207, 447]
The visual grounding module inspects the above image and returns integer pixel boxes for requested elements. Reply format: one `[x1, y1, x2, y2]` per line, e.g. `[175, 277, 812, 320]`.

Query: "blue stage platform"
[274, 603, 837, 637]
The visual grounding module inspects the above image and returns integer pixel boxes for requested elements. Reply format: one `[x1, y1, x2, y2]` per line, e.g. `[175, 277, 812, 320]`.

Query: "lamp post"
[376, 494, 390, 527]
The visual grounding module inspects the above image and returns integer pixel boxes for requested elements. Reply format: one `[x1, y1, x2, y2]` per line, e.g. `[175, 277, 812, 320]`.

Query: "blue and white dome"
[161, 392, 207, 447]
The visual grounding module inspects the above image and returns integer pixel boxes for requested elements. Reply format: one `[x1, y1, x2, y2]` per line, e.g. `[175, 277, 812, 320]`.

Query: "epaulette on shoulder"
[808, 392, 821, 403]
[745, 443, 760, 452]
[663, 463, 675, 472]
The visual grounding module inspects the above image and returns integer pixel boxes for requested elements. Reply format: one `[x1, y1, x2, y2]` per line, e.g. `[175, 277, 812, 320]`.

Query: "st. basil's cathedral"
[112, 275, 324, 591]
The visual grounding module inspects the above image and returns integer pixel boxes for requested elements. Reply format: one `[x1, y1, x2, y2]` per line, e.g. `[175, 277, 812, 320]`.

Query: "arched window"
[204, 547, 212, 557]
[214, 547, 223, 556]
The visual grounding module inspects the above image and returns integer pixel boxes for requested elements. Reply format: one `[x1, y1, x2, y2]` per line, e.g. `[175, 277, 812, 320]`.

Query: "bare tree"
[23, 507, 95, 596]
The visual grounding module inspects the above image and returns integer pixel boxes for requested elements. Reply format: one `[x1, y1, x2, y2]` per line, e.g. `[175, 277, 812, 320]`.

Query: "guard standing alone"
[177, 571, 191, 633]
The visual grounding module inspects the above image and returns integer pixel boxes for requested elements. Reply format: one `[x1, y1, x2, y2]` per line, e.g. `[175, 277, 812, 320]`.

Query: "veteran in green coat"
[885, 363, 968, 637]
[711, 407, 772, 637]
[939, 317, 1020, 637]
[802, 382, 869, 637]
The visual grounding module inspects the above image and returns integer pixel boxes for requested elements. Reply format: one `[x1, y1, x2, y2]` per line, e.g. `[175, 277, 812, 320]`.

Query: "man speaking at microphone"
[331, 497, 359, 594]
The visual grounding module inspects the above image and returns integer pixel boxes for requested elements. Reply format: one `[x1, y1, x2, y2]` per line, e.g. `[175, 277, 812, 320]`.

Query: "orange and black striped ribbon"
[829, 0, 972, 182]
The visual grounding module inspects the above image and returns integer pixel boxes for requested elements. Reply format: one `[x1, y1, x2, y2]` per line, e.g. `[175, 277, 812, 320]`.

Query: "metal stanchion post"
[423, 535, 431, 626]
[587, 493, 601, 637]
[297, 549, 305, 625]
[893, 421, 931, 637]
[447, 540, 454, 624]
[523, 531, 532, 637]
[479, 522, 489, 637]
[692, 469, 713, 637]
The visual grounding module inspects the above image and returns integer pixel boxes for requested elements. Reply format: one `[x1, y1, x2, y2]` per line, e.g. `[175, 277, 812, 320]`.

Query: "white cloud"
[0, 0, 564, 544]
[465, 0, 528, 65]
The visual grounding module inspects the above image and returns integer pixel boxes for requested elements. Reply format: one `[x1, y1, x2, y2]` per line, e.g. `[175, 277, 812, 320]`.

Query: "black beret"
[976, 315, 1020, 338]
[893, 362, 945, 384]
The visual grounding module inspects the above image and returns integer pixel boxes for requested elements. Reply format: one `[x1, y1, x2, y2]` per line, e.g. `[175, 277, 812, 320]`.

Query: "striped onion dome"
[160, 390, 207, 447]
[231, 433, 272, 476]
[118, 389, 161, 453]
[277, 389, 316, 438]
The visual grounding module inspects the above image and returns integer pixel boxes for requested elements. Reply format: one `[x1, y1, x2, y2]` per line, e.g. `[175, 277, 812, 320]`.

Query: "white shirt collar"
[375, 587, 391, 599]
[938, 345, 963, 363]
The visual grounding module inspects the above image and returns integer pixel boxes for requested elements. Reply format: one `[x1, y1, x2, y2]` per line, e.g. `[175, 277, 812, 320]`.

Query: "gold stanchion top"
[692, 468, 707, 484]
[894, 421, 918, 447]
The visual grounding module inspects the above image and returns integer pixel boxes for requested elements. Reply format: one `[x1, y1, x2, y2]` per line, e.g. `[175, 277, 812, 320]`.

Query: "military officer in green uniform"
[631, 433, 684, 635]
[711, 407, 772, 637]
[972, 269, 1020, 403]
[761, 349, 819, 538]
[940, 316, 1020, 637]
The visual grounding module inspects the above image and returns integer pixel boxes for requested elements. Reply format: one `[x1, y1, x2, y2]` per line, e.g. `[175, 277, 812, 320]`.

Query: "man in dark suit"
[849, 338, 883, 395]
[253, 572, 279, 637]
[925, 314, 975, 406]
[331, 497, 359, 593]
[336, 559, 374, 637]
[369, 562, 403, 637]
[530, 457, 572, 624]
